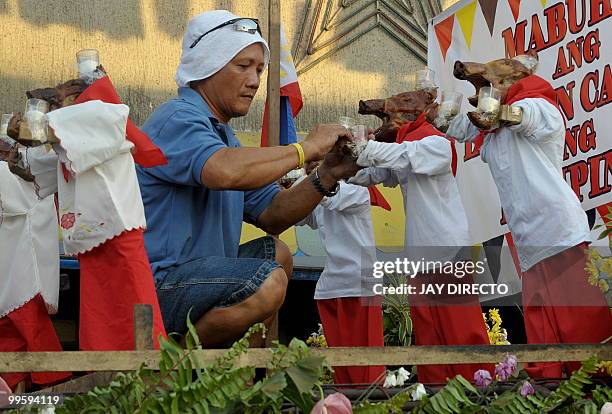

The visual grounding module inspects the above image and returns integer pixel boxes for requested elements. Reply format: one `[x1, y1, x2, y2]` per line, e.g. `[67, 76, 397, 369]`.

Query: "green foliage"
[5, 322, 608, 414]
[382, 272, 413, 346]
[412, 375, 480, 414]
[592, 384, 612, 409]
[8, 319, 330, 414]
[353, 390, 412, 413]
[396, 357, 603, 414]
[540, 355, 599, 411]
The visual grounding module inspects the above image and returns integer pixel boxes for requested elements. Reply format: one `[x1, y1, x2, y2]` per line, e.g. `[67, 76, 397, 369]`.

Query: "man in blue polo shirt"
[137, 10, 358, 347]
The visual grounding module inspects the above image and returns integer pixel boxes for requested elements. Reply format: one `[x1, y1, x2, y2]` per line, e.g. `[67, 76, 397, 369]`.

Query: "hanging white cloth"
[0, 155, 59, 318]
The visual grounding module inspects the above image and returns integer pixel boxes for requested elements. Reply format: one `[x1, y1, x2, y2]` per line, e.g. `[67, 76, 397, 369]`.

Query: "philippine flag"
[261, 25, 303, 146]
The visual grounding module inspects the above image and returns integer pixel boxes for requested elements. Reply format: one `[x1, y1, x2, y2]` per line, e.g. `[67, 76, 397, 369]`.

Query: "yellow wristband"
[290, 143, 305, 169]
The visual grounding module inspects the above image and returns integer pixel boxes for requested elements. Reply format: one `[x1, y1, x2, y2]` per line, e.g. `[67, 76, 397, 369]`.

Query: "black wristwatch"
[309, 167, 339, 197]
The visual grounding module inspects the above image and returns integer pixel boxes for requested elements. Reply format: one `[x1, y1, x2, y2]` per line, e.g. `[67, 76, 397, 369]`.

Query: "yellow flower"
[597, 360, 612, 376]
[600, 258, 612, 276]
[598, 279, 609, 294]
[484, 309, 511, 345]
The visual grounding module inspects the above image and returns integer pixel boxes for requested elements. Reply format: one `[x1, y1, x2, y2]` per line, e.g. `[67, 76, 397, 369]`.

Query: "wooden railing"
[1, 305, 610, 393]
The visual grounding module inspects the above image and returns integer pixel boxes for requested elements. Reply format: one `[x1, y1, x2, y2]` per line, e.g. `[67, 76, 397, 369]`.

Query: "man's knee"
[273, 238, 293, 279]
[251, 267, 288, 317]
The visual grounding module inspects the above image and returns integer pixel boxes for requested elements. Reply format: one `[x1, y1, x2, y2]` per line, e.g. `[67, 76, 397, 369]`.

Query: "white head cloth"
[175, 10, 270, 87]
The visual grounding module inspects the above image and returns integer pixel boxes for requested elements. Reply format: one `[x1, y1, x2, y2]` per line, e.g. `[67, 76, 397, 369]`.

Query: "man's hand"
[301, 124, 351, 161]
[319, 142, 361, 183]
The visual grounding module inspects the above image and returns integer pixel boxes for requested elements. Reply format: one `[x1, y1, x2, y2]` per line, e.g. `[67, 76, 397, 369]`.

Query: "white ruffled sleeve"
[47, 100, 130, 175]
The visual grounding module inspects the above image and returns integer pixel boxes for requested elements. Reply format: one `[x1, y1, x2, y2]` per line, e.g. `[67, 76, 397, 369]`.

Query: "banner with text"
[428, 0, 611, 242]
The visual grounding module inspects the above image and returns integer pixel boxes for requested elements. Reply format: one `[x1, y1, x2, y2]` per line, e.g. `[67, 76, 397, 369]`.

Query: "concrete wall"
[0, 0, 447, 132]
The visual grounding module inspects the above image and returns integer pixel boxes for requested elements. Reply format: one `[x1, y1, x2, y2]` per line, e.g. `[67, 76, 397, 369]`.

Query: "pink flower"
[0, 377, 11, 408]
[519, 381, 535, 397]
[495, 354, 518, 381]
[60, 212, 76, 230]
[474, 369, 492, 387]
[310, 393, 352, 414]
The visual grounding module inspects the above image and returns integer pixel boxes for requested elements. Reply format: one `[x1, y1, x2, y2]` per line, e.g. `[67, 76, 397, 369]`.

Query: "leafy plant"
[382, 272, 413, 347]
[412, 375, 480, 413]
[9, 318, 329, 414]
[352, 389, 412, 413]
[6, 321, 609, 414]
[305, 324, 334, 384]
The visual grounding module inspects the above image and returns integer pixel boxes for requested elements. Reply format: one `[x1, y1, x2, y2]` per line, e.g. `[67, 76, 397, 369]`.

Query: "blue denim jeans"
[154, 236, 280, 335]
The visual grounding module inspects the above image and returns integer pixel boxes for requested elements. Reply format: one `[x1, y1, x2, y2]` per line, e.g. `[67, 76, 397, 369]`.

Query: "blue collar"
[178, 87, 237, 145]
[178, 87, 220, 124]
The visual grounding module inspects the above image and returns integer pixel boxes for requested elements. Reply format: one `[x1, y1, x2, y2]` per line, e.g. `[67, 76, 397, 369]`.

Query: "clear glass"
[1, 113, 12, 137]
[76, 48, 103, 83]
[338, 116, 355, 129]
[0, 113, 14, 146]
[438, 91, 463, 118]
[24, 98, 49, 141]
[280, 168, 306, 188]
[350, 124, 367, 142]
[415, 68, 436, 91]
[477, 86, 501, 114]
[25, 98, 49, 115]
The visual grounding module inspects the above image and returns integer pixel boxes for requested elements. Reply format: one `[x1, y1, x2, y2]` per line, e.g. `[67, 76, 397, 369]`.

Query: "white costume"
[348, 123, 492, 384]
[446, 98, 590, 271]
[15, 99, 165, 351]
[350, 136, 471, 260]
[21, 100, 146, 255]
[0, 156, 59, 318]
[296, 180, 377, 299]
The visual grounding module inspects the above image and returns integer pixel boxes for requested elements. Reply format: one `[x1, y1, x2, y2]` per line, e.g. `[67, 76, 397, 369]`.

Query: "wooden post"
[134, 304, 154, 350]
[267, 0, 281, 147]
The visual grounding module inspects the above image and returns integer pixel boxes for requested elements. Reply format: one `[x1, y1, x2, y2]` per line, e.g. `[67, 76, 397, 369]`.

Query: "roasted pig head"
[453, 52, 538, 107]
[358, 89, 437, 142]
[27, 78, 89, 111]
[453, 52, 538, 129]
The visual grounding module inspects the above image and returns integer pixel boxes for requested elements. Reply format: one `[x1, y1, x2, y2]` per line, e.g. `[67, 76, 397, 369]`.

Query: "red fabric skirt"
[316, 297, 385, 385]
[522, 243, 612, 378]
[78, 229, 166, 350]
[409, 273, 493, 384]
[0, 295, 71, 390]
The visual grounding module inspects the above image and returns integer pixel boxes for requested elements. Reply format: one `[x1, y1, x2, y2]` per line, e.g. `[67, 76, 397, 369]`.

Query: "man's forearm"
[201, 145, 302, 190]
[256, 167, 338, 235]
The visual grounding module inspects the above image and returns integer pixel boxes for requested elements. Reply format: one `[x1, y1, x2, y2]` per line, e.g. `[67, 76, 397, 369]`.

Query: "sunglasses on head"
[190, 18, 261, 49]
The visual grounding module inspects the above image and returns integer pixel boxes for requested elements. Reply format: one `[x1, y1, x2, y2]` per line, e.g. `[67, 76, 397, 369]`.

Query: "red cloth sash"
[396, 113, 458, 176]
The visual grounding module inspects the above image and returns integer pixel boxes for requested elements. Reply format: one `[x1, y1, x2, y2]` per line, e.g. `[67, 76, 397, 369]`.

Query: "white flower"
[601, 402, 612, 414]
[396, 367, 411, 385]
[40, 406, 56, 414]
[411, 383, 427, 401]
[383, 372, 398, 388]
